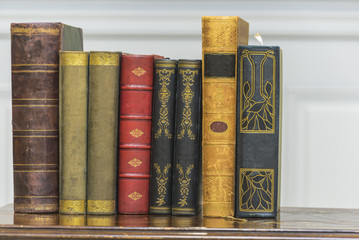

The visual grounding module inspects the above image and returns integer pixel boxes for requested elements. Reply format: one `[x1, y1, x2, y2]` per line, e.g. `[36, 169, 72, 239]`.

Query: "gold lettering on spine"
[60, 52, 88, 66]
[177, 69, 198, 140]
[240, 50, 276, 133]
[154, 69, 174, 139]
[153, 163, 171, 206]
[60, 200, 86, 214]
[90, 52, 120, 66]
[176, 164, 194, 207]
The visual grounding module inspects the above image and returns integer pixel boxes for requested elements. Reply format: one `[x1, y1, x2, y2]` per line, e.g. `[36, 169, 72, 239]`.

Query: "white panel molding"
[282, 87, 359, 207]
[0, 0, 359, 38]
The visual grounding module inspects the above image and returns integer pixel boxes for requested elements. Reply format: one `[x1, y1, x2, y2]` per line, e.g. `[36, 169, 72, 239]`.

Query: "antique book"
[11, 22, 83, 213]
[235, 46, 282, 218]
[59, 51, 89, 214]
[87, 51, 121, 215]
[149, 59, 178, 214]
[172, 60, 202, 215]
[202, 16, 249, 217]
[117, 54, 156, 214]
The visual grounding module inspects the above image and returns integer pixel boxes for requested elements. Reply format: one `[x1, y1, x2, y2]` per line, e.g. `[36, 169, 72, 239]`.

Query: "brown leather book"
[11, 22, 83, 213]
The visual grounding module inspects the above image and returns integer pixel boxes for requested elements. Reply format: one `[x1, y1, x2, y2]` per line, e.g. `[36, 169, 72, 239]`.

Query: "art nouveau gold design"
[60, 52, 88, 66]
[87, 200, 115, 213]
[12, 27, 60, 35]
[59, 200, 86, 214]
[240, 50, 276, 133]
[128, 158, 142, 167]
[154, 69, 175, 139]
[90, 52, 120, 66]
[239, 168, 274, 212]
[176, 164, 194, 207]
[128, 192, 142, 201]
[130, 128, 144, 138]
[132, 67, 146, 76]
[177, 69, 198, 140]
[153, 163, 171, 206]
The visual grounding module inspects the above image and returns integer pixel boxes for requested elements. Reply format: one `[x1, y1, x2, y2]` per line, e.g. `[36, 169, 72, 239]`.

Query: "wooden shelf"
[0, 204, 359, 239]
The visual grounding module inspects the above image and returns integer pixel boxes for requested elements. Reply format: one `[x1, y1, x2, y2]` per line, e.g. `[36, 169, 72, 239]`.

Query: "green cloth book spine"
[59, 51, 89, 214]
[87, 51, 121, 215]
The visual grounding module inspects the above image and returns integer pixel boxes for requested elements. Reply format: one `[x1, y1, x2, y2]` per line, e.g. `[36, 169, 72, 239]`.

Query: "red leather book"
[118, 54, 162, 214]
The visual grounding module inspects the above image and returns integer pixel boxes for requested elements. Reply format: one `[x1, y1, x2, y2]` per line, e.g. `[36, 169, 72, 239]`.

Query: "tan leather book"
[202, 16, 249, 217]
[11, 22, 83, 213]
[87, 51, 121, 215]
[59, 51, 89, 214]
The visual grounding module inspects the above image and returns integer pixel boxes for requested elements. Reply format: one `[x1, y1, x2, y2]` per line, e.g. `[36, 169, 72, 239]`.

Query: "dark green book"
[149, 59, 177, 214]
[59, 51, 89, 214]
[87, 51, 121, 215]
[235, 46, 282, 218]
[172, 60, 202, 215]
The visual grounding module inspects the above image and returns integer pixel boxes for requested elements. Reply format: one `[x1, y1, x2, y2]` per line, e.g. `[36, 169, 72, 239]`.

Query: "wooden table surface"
[1, 204, 359, 239]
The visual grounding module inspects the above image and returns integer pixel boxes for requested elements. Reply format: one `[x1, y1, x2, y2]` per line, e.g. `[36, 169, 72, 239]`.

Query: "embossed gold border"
[239, 50, 276, 133]
[239, 168, 274, 213]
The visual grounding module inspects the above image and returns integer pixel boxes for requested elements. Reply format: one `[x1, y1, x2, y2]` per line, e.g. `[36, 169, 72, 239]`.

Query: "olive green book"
[87, 51, 121, 215]
[59, 51, 89, 214]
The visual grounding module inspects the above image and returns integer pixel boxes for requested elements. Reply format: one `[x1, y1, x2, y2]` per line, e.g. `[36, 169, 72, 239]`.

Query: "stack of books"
[11, 16, 281, 219]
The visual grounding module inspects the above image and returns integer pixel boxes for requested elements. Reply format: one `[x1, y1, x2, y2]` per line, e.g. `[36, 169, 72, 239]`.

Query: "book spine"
[11, 22, 83, 213]
[149, 59, 177, 214]
[59, 51, 89, 214]
[117, 54, 154, 214]
[172, 60, 202, 215]
[235, 46, 282, 218]
[201, 16, 249, 217]
[87, 51, 121, 215]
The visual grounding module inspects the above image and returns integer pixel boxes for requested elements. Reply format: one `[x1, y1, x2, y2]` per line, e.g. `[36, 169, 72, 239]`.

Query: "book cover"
[117, 54, 156, 214]
[149, 59, 177, 214]
[172, 60, 202, 215]
[201, 16, 249, 217]
[11, 22, 83, 213]
[59, 51, 89, 214]
[87, 51, 121, 215]
[235, 46, 282, 218]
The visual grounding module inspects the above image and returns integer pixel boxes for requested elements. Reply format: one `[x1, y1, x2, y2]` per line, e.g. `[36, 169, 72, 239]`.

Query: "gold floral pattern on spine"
[176, 164, 194, 207]
[240, 50, 276, 133]
[128, 192, 142, 201]
[177, 69, 198, 140]
[239, 168, 274, 212]
[153, 163, 171, 206]
[128, 158, 142, 167]
[132, 67, 146, 76]
[130, 128, 144, 138]
[154, 69, 175, 139]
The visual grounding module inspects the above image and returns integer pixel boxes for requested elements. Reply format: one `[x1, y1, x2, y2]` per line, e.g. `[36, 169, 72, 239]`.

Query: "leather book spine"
[117, 54, 155, 214]
[202, 16, 249, 217]
[172, 60, 202, 215]
[87, 52, 121, 215]
[235, 46, 282, 218]
[11, 22, 83, 213]
[149, 59, 177, 214]
[59, 51, 89, 214]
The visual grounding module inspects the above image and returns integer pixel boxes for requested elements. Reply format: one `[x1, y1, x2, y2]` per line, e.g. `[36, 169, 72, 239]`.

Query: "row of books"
[11, 16, 281, 219]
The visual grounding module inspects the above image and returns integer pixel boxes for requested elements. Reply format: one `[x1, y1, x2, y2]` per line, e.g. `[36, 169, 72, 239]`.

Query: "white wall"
[1, 0, 359, 209]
